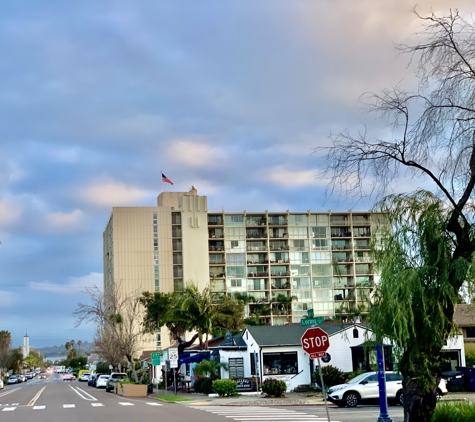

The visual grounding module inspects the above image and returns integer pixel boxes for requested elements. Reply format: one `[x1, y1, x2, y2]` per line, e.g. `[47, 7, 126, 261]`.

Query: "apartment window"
[230, 279, 242, 287]
[288, 214, 308, 225]
[311, 252, 331, 264]
[227, 266, 246, 277]
[225, 215, 244, 226]
[155, 279, 159, 291]
[153, 226, 158, 233]
[231, 240, 239, 248]
[156, 333, 161, 349]
[263, 352, 298, 375]
[226, 253, 245, 265]
[288, 227, 308, 238]
[312, 239, 329, 250]
[311, 227, 327, 238]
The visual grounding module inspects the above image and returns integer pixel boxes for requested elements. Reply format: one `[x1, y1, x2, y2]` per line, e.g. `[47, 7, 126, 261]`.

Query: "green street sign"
[300, 316, 324, 327]
[151, 352, 161, 365]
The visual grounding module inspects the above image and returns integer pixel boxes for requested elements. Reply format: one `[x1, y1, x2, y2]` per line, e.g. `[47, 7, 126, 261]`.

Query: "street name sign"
[300, 316, 324, 327]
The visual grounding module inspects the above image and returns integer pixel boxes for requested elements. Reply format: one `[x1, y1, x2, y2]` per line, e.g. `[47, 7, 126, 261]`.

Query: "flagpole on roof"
[161, 170, 163, 193]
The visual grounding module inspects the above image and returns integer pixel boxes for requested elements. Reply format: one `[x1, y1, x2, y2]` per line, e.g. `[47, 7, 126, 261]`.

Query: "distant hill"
[36, 341, 94, 358]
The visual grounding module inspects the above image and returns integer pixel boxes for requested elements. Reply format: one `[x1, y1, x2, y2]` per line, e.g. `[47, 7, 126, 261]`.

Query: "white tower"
[23, 330, 30, 358]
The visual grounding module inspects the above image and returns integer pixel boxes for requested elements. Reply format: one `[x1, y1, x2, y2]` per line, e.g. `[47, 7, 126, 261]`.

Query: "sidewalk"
[151, 388, 475, 406]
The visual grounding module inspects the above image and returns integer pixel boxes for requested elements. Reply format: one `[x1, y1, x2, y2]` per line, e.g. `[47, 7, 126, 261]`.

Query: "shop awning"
[179, 353, 210, 364]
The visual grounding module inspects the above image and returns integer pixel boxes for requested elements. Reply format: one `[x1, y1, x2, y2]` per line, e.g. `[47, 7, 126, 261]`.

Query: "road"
[0, 373, 404, 422]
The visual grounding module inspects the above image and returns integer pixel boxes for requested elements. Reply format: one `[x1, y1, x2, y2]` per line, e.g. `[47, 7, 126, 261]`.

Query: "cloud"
[0, 197, 23, 226]
[0, 291, 19, 308]
[79, 180, 149, 207]
[167, 140, 226, 168]
[263, 166, 327, 187]
[44, 209, 84, 233]
[29, 272, 103, 296]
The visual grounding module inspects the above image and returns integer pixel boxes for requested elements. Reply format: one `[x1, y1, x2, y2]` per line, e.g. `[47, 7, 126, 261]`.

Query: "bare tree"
[93, 327, 126, 370]
[318, 9, 475, 422]
[74, 285, 147, 382]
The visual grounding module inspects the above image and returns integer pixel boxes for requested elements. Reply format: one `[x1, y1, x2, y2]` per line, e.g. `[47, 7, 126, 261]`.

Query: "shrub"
[212, 379, 238, 397]
[194, 377, 208, 393]
[261, 378, 287, 397]
[465, 343, 475, 367]
[318, 365, 347, 388]
[201, 377, 214, 395]
[432, 401, 475, 422]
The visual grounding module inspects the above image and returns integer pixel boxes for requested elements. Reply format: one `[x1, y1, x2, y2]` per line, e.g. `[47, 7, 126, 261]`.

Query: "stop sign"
[301, 327, 330, 359]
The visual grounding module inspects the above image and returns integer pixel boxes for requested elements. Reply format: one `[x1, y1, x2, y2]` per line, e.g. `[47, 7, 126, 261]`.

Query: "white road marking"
[118, 402, 134, 406]
[146, 402, 163, 406]
[2, 407, 16, 412]
[0, 387, 21, 398]
[91, 403, 104, 407]
[33, 406, 46, 410]
[189, 406, 340, 422]
[63, 404, 76, 408]
[68, 384, 97, 401]
[12, 403, 19, 405]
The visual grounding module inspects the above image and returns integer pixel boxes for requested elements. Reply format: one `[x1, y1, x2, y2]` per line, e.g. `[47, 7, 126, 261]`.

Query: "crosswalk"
[0, 402, 163, 412]
[189, 406, 341, 422]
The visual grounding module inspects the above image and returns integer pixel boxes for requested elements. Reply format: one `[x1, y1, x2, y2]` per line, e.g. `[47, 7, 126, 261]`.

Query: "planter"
[115, 383, 148, 398]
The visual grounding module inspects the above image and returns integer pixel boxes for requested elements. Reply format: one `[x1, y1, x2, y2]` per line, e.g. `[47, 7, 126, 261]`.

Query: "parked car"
[96, 375, 110, 389]
[25, 372, 33, 379]
[79, 372, 91, 382]
[105, 373, 127, 392]
[327, 371, 447, 408]
[7, 375, 19, 384]
[17, 374, 27, 383]
[0, 378, 4, 389]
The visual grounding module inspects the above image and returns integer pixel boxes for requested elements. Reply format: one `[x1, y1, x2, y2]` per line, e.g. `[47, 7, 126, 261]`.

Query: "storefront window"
[263, 352, 298, 375]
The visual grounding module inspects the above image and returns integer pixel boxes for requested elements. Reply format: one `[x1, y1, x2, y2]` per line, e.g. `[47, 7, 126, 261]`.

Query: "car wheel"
[344, 391, 360, 408]
[396, 390, 404, 406]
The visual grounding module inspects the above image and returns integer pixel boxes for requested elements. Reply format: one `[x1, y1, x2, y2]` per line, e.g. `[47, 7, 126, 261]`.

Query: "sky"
[0, 0, 471, 349]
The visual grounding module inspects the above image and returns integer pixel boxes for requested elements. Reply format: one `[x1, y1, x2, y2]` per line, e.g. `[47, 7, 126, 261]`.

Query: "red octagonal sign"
[301, 327, 330, 359]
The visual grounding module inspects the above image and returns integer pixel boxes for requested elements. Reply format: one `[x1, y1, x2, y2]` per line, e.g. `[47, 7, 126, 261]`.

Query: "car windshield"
[347, 373, 373, 384]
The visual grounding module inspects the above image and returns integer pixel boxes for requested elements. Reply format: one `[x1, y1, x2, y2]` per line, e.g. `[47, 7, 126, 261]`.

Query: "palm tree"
[77, 340, 82, 355]
[64, 342, 71, 353]
[193, 359, 228, 380]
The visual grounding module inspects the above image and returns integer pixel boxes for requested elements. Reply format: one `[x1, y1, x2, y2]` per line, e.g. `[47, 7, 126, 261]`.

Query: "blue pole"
[376, 344, 392, 422]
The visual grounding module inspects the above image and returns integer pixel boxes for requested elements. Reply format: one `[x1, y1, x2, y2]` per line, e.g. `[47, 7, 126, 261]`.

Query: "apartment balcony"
[174, 279, 184, 291]
[331, 230, 352, 238]
[173, 268, 183, 278]
[246, 217, 267, 226]
[330, 216, 350, 226]
[352, 216, 370, 225]
[171, 215, 181, 225]
[209, 260, 225, 265]
[209, 229, 224, 238]
[270, 271, 291, 277]
[354, 230, 372, 238]
[172, 229, 182, 238]
[269, 241, 289, 251]
[208, 215, 223, 226]
[209, 241, 224, 251]
[172, 242, 182, 251]
[173, 257, 183, 265]
[248, 279, 268, 291]
[248, 271, 269, 278]
[246, 230, 267, 239]
[269, 231, 288, 239]
[268, 216, 288, 226]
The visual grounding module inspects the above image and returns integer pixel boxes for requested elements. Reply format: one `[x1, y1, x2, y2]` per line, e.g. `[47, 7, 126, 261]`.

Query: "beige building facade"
[103, 187, 384, 356]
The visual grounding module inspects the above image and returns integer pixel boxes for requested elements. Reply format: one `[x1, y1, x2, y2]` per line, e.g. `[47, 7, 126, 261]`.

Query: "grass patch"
[432, 401, 475, 422]
[154, 394, 193, 403]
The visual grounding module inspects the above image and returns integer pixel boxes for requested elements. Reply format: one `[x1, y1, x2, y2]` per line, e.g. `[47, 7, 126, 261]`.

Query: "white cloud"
[264, 166, 327, 187]
[0, 291, 19, 308]
[44, 209, 84, 232]
[29, 272, 103, 296]
[79, 180, 149, 207]
[167, 140, 226, 168]
[0, 197, 23, 226]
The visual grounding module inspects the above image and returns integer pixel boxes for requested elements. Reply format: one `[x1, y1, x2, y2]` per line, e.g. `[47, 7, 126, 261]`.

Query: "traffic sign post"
[301, 327, 331, 422]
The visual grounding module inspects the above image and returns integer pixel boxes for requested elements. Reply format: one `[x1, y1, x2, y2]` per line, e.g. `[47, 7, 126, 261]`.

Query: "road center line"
[28, 386, 47, 407]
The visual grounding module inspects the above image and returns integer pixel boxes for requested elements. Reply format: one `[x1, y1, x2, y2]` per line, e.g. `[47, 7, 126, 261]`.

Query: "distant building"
[22, 331, 30, 358]
[454, 304, 475, 342]
[103, 187, 385, 356]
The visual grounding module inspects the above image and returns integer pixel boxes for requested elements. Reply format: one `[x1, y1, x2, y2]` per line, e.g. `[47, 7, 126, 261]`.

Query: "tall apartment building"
[103, 187, 384, 355]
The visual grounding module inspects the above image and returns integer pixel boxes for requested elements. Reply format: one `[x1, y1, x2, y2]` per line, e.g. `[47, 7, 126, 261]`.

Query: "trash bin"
[147, 383, 153, 394]
[442, 370, 465, 392]
[456, 367, 475, 391]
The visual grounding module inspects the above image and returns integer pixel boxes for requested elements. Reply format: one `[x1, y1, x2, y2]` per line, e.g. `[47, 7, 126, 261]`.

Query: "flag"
[162, 172, 174, 185]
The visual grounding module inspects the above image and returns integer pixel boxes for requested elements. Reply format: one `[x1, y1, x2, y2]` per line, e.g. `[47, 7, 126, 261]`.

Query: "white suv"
[327, 371, 447, 407]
